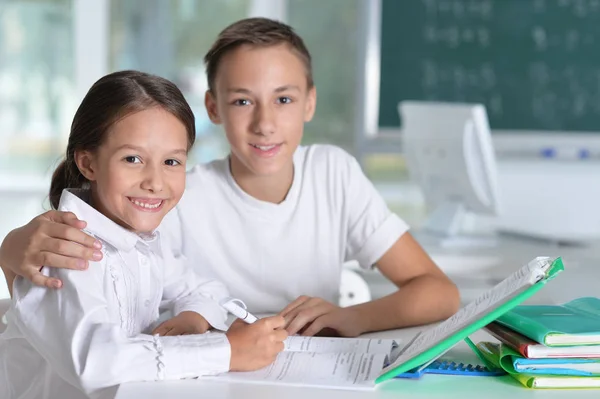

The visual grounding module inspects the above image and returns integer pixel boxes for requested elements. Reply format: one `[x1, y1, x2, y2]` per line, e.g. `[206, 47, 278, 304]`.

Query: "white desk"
[115, 234, 600, 399]
[115, 328, 599, 398]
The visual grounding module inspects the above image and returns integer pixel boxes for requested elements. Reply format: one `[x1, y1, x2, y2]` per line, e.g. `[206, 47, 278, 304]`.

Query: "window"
[287, 0, 360, 153]
[109, 0, 249, 165]
[0, 0, 75, 176]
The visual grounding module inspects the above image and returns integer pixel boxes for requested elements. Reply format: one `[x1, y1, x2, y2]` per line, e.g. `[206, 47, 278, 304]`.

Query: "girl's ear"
[205, 90, 222, 124]
[74, 150, 97, 181]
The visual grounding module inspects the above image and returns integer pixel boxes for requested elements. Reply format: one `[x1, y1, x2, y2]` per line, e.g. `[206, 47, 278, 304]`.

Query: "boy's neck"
[229, 157, 294, 204]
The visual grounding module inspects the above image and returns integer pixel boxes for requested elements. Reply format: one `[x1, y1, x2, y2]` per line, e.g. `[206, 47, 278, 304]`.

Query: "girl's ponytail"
[49, 157, 85, 209]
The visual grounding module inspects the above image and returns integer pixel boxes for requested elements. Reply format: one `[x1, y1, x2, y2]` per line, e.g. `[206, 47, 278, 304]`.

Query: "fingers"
[279, 296, 312, 317]
[286, 308, 325, 336]
[274, 328, 289, 342]
[47, 223, 101, 250]
[262, 315, 286, 330]
[38, 236, 102, 264]
[44, 210, 87, 230]
[301, 315, 328, 337]
[35, 251, 89, 271]
[152, 322, 173, 336]
[27, 270, 62, 289]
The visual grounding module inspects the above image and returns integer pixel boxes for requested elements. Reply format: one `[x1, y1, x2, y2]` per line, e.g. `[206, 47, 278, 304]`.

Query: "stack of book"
[476, 297, 600, 389]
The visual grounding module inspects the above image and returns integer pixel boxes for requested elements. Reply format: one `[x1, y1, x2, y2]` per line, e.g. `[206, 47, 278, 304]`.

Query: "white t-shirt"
[162, 145, 409, 313]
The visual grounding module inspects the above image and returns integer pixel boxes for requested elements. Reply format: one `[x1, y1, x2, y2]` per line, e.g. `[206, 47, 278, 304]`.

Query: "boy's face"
[75, 107, 188, 233]
[205, 43, 316, 178]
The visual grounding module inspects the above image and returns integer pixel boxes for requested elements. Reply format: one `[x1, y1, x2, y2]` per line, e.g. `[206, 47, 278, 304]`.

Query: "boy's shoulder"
[297, 144, 358, 171]
[185, 157, 228, 190]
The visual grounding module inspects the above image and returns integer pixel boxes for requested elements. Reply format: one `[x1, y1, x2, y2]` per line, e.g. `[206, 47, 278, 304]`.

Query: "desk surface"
[115, 327, 600, 399]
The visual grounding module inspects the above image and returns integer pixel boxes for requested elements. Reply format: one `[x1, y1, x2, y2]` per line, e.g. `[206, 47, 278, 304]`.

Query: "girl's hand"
[151, 311, 210, 336]
[279, 296, 365, 337]
[226, 316, 288, 372]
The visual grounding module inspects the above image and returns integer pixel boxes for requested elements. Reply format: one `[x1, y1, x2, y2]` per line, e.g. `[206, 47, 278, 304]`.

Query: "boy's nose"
[252, 104, 275, 135]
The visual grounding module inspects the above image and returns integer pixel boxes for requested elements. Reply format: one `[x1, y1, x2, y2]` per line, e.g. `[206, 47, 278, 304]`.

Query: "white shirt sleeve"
[342, 152, 410, 269]
[10, 261, 231, 397]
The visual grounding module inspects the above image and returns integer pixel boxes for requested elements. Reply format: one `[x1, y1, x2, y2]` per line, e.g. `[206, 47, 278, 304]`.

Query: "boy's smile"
[205, 43, 316, 202]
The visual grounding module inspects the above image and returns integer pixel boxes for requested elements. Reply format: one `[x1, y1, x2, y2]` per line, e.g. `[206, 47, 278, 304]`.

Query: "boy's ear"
[204, 90, 222, 124]
[74, 150, 97, 181]
[304, 86, 317, 122]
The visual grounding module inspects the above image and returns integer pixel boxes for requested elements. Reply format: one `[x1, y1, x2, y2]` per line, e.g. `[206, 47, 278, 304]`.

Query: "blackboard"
[379, 0, 600, 132]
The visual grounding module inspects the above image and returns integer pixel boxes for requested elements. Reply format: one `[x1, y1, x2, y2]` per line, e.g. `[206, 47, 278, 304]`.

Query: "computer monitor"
[399, 101, 500, 238]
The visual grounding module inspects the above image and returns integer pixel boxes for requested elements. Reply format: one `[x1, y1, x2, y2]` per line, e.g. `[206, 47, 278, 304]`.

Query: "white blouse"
[0, 190, 231, 399]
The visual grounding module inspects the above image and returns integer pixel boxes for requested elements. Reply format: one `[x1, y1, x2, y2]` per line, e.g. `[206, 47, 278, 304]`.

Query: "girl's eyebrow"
[115, 144, 145, 152]
[115, 144, 187, 156]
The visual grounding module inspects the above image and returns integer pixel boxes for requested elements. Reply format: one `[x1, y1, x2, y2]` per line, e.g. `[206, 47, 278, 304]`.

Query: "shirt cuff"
[354, 214, 409, 269]
[155, 332, 231, 379]
[173, 297, 228, 331]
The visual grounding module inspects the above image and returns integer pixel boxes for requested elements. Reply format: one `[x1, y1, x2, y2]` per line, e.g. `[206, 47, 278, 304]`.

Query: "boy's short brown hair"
[204, 18, 313, 93]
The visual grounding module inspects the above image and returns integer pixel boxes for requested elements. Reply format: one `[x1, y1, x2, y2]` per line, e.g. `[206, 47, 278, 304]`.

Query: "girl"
[1, 18, 459, 340]
[0, 71, 286, 399]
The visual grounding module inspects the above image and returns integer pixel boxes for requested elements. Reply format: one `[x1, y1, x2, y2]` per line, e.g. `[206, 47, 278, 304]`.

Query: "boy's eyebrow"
[226, 85, 301, 94]
[274, 85, 300, 93]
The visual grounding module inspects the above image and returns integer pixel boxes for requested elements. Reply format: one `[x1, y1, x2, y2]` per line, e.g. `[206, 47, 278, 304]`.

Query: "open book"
[211, 256, 563, 390]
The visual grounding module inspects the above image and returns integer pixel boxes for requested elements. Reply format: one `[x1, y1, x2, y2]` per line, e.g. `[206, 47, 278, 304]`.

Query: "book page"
[284, 336, 395, 355]
[381, 257, 549, 375]
[213, 351, 387, 390]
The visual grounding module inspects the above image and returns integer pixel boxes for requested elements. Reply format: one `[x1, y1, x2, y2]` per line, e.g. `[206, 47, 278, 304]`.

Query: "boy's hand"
[279, 296, 365, 338]
[0, 210, 101, 292]
[226, 316, 288, 372]
[151, 311, 210, 336]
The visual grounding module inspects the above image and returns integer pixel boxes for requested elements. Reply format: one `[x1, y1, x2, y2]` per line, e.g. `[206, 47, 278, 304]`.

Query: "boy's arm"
[346, 232, 460, 333]
[10, 260, 230, 396]
[282, 149, 459, 336]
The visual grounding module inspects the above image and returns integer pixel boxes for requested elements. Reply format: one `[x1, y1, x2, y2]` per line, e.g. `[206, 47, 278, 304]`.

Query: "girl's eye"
[233, 99, 251, 106]
[277, 96, 292, 104]
[124, 156, 141, 164]
[164, 159, 181, 166]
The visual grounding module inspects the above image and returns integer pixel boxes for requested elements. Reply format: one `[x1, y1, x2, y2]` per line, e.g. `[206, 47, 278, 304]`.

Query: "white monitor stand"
[399, 101, 501, 249]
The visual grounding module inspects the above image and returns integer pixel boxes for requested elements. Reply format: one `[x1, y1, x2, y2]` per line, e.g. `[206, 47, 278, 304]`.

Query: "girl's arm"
[10, 259, 231, 397]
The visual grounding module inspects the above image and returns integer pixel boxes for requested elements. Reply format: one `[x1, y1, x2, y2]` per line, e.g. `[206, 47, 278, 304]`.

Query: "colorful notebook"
[375, 256, 564, 384]
[478, 341, 600, 388]
[496, 297, 600, 346]
[485, 322, 600, 359]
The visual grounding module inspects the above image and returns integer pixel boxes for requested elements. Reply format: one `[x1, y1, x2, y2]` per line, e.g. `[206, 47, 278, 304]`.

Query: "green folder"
[496, 297, 600, 346]
[375, 257, 564, 384]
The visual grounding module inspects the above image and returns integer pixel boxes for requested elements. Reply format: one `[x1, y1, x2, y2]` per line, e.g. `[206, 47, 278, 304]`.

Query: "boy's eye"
[233, 99, 251, 106]
[277, 96, 292, 105]
[124, 156, 141, 164]
[164, 159, 181, 166]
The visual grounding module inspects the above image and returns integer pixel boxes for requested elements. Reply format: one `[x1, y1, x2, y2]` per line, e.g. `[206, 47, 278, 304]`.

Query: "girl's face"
[76, 107, 189, 233]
